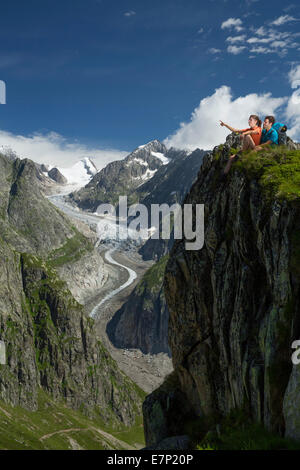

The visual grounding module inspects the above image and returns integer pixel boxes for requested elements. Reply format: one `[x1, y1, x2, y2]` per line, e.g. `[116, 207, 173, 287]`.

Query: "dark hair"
[265, 115, 275, 125]
[249, 114, 262, 127]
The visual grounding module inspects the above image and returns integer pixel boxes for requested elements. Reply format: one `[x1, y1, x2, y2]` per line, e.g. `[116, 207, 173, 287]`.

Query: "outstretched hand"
[219, 120, 225, 127]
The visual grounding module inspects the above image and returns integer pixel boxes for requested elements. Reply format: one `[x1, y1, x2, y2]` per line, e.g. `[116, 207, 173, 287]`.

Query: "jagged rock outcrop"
[138, 148, 207, 261]
[0, 152, 143, 425]
[48, 167, 67, 184]
[143, 137, 300, 446]
[107, 255, 171, 355]
[0, 155, 74, 254]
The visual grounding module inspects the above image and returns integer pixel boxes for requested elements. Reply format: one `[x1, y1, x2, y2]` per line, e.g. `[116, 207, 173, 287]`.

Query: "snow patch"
[141, 168, 157, 180]
[132, 158, 149, 166]
[57, 158, 97, 189]
[151, 151, 170, 165]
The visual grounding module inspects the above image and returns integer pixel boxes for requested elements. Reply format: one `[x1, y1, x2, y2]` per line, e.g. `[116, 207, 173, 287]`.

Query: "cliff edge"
[143, 136, 300, 448]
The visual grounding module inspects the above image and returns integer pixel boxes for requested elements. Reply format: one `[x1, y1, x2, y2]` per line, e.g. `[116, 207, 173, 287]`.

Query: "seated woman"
[220, 115, 262, 175]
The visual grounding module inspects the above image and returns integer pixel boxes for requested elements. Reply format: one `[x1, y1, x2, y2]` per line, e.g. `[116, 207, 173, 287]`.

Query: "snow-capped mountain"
[68, 140, 169, 211]
[58, 157, 98, 186]
[42, 157, 98, 192]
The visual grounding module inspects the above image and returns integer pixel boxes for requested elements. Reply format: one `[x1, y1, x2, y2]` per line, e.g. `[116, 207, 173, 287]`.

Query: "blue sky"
[0, 0, 299, 166]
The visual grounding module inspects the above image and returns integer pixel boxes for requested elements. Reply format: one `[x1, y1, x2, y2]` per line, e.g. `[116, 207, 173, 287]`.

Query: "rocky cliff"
[143, 137, 300, 447]
[0, 153, 143, 428]
[48, 167, 67, 185]
[107, 255, 171, 356]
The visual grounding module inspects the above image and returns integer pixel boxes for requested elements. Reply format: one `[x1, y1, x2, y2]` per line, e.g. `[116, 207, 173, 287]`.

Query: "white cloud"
[248, 29, 296, 56]
[208, 48, 221, 54]
[222, 21, 300, 57]
[227, 45, 246, 54]
[289, 64, 300, 88]
[286, 89, 300, 138]
[272, 40, 289, 49]
[250, 46, 274, 54]
[0, 130, 128, 170]
[124, 10, 136, 17]
[221, 18, 243, 30]
[286, 66, 300, 139]
[247, 36, 273, 44]
[271, 15, 297, 26]
[163, 86, 287, 150]
[226, 35, 246, 43]
[254, 26, 267, 36]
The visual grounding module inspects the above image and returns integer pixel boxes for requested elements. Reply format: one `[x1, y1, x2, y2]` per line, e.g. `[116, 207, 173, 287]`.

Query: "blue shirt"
[261, 128, 278, 145]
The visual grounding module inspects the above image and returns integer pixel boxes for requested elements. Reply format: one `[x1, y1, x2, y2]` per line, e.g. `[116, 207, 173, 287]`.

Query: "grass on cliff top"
[232, 146, 300, 201]
[0, 389, 145, 450]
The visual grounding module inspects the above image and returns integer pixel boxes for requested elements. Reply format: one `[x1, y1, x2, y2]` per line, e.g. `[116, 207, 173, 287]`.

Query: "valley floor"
[86, 246, 173, 394]
[48, 192, 173, 394]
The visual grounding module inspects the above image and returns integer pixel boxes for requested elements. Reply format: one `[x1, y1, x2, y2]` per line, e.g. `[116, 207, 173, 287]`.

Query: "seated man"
[255, 115, 278, 150]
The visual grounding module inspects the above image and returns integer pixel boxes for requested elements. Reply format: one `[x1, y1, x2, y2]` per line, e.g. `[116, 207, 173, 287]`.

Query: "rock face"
[138, 148, 206, 261]
[107, 255, 171, 356]
[48, 167, 67, 184]
[142, 371, 194, 448]
[143, 137, 300, 446]
[18, 253, 140, 424]
[57, 248, 108, 305]
[0, 152, 143, 425]
[0, 155, 74, 254]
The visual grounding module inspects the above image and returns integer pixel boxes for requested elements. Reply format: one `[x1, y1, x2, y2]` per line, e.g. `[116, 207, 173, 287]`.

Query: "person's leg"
[223, 154, 238, 175]
[223, 135, 254, 176]
[242, 134, 255, 151]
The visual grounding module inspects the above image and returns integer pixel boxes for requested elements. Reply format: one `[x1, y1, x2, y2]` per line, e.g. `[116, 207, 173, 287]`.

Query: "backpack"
[272, 122, 288, 146]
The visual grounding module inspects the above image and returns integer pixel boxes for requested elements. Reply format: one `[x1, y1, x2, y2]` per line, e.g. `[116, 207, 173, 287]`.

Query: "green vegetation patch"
[136, 254, 169, 295]
[48, 229, 93, 267]
[0, 389, 145, 450]
[195, 409, 300, 450]
[233, 146, 300, 202]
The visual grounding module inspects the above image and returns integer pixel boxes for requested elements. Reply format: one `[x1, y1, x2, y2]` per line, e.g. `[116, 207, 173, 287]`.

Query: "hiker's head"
[248, 115, 262, 128]
[263, 115, 275, 130]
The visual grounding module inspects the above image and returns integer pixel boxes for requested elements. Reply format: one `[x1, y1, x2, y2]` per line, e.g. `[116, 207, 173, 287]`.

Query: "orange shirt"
[240, 126, 262, 146]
